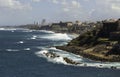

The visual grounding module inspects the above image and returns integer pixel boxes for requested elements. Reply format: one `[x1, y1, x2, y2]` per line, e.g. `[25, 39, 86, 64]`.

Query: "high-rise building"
[41, 19, 46, 26]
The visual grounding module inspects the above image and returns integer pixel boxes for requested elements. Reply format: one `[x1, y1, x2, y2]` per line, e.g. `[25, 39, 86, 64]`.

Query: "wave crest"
[40, 33, 72, 41]
[35, 50, 67, 64]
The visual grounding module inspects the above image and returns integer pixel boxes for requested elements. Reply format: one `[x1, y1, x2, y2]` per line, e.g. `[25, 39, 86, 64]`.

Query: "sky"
[0, 0, 120, 25]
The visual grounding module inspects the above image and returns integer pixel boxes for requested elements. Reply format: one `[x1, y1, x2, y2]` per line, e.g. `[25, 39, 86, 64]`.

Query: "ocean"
[0, 28, 120, 77]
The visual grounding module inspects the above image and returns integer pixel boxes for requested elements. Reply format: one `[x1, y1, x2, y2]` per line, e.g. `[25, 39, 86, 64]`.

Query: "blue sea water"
[0, 28, 120, 77]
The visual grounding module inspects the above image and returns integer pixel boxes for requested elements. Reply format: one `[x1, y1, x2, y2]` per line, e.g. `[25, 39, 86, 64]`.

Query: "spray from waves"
[0, 28, 4, 30]
[0, 28, 28, 31]
[38, 30, 55, 34]
[0, 28, 17, 31]
[17, 41, 24, 44]
[35, 49, 67, 64]
[22, 30, 77, 42]
[0, 28, 34, 32]
[39, 33, 72, 41]
[31, 35, 37, 40]
[21, 30, 33, 32]
[35, 47, 120, 69]
[24, 48, 31, 51]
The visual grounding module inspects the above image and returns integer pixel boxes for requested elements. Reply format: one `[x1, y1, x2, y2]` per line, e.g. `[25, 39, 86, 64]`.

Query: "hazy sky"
[0, 0, 120, 25]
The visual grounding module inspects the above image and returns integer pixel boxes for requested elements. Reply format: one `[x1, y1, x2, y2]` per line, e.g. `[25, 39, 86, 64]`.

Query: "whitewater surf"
[0, 28, 120, 70]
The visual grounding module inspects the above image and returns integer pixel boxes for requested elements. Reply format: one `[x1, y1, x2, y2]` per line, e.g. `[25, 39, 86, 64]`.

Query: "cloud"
[60, 0, 120, 21]
[83, 0, 89, 2]
[0, 0, 31, 10]
[79, 0, 120, 20]
[109, 0, 120, 12]
[61, 0, 67, 5]
[60, 0, 82, 20]
[61, 0, 81, 12]
[111, 4, 120, 11]
[52, 0, 59, 4]
[32, 0, 41, 2]
[95, 0, 120, 12]
[89, 9, 95, 16]
[71, 0, 80, 8]
[63, 8, 70, 12]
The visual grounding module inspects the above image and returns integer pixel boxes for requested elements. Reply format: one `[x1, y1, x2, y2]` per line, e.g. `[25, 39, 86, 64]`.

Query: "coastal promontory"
[56, 19, 120, 62]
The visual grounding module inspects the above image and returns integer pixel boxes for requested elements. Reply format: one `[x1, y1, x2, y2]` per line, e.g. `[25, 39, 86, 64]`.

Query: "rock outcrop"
[56, 19, 120, 62]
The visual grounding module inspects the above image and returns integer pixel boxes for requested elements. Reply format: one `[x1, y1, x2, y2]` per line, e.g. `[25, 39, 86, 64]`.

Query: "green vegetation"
[68, 29, 99, 47]
[57, 19, 120, 62]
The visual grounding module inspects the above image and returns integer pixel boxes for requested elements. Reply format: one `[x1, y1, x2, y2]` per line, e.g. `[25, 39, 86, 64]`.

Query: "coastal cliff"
[56, 19, 120, 62]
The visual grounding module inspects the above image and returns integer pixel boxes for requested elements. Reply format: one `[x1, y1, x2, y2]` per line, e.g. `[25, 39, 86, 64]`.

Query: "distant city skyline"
[0, 0, 120, 26]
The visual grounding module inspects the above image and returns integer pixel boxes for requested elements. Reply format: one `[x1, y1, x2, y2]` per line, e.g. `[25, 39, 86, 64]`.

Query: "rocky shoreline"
[56, 19, 120, 62]
[56, 46, 120, 62]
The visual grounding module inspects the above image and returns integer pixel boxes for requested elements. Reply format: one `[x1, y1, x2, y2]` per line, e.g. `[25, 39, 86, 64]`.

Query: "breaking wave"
[35, 47, 120, 69]
[40, 33, 72, 41]
[6, 49, 19, 52]
[0, 28, 17, 31]
[24, 48, 31, 51]
[38, 30, 55, 34]
[18, 41, 24, 44]
[21, 30, 33, 32]
[31, 35, 37, 40]
[35, 49, 67, 64]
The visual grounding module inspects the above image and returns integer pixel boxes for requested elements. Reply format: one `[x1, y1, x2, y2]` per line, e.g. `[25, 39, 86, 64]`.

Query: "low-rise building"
[52, 21, 73, 27]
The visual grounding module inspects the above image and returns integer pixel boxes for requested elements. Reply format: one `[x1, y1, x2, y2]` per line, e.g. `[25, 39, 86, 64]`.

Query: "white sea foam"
[35, 50, 67, 64]
[22, 30, 33, 32]
[35, 47, 120, 69]
[36, 47, 45, 50]
[18, 41, 24, 44]
[0, 28, 17, 31]
[49, 47, 57, 50]
[24, 48, 30, 51]
[31, 35, 37, 39]
[39, 30, 55, 34]
[52, 56, 67, 64]
[6, 49, 19, 52]
[35, 48, 83, 65]
[40, 33, 72, 41]
[0, 28, 5, 30]
[11, 30, 14, 32]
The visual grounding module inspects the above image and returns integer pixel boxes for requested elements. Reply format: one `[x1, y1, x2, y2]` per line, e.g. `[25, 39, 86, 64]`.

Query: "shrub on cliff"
[68, 30, 99, 47]
[93, 45, 107, 53]
[106, 43, 120, 55]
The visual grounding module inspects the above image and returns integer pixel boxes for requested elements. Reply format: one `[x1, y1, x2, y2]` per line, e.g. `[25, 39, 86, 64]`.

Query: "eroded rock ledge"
[56, 45, 120, 62]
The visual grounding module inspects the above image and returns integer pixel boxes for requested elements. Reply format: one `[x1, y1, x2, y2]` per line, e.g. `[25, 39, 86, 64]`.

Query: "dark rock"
[63, 57, 82, 65]
[44, 52, 60, 58]
[111, 66, 117, 69]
